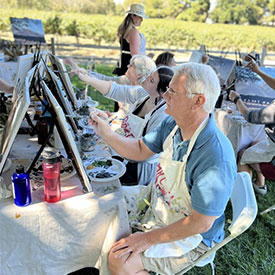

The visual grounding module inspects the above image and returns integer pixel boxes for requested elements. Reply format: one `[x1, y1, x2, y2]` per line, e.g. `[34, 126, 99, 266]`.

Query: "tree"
[177, 0, 210, 22]
[144, 0, 165, 18]
[211, 0, 261, 25]
[123, 0, 142, 11]
[265, 0, 275, 25]
[44, 15, 63, 44]
[65, 20, 80, 44]
[167, 0, 191, 18]
[94, 0, 116, 14]
[268, 0, 275, 15]
[254, 0, 269, 10]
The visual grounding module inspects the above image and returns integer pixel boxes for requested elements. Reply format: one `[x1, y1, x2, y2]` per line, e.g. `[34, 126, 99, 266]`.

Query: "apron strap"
[163, 116, 209, 162]
[142, 101, 166, 136]
[184, 116, 209, 161]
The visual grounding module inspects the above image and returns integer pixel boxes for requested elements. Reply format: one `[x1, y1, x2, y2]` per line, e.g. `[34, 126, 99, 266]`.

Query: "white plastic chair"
[176, 172, 258, 275]
[260, 204, 275, 215]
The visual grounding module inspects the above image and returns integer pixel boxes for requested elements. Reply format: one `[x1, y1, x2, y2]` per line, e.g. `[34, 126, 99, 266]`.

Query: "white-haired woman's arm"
[73, 70, 111, 95]
[91, 72, 129, 85]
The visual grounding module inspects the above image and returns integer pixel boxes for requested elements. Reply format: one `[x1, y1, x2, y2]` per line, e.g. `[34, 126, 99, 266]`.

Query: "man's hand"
[111, 232, 152, 263]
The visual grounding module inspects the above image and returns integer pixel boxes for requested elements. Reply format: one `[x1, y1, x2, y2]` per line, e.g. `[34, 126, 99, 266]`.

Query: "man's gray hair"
[174, 62, 220, 113]
[130, 55, 156, 84]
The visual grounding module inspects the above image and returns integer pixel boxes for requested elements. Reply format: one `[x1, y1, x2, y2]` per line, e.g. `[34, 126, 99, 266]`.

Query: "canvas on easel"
[13, 51, 48, 101]
[235, 67, 275, 109]
[13, 53, 34, 100]
[40, 79, 92, 193]
[10, 17, 46, 45]
[0, 64, 34, 174]
[207, 55, 236, 88]
[43, 65, 78, 134]
[189, 50, 204, 63]
[48, 54, 79, 109]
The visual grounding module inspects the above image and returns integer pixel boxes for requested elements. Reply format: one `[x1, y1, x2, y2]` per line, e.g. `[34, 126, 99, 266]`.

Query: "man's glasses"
[166, 87, 202, 97]
[166, 87, 179, 95]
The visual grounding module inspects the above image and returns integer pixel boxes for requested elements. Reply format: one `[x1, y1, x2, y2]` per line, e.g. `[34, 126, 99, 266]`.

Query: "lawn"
[71, 63, 274, 275]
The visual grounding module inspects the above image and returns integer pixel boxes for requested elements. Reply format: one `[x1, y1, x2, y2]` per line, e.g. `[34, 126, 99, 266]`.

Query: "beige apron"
[123, 118, 208, 258]
[144, 118, 208, 257]
[120, 97, 165, 139]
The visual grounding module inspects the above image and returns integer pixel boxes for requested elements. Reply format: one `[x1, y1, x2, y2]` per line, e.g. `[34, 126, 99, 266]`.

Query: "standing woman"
[114, 4, 148, 77]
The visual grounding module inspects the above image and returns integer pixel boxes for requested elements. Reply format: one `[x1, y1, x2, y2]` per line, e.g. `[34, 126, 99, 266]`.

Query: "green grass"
[184, 179, 275, 275]
[70, 64, 275, 275]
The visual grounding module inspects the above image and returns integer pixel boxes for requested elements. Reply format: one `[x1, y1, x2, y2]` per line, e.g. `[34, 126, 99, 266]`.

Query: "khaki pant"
[141, 242, 212, 275]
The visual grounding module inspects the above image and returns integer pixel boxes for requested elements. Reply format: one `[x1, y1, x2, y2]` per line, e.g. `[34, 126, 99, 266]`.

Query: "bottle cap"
[42, 147, 60, 164]
[15, 164, 25, 174]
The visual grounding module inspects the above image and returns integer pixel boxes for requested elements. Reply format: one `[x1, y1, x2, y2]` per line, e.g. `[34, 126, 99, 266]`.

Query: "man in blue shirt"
[90, 62, 236, 275]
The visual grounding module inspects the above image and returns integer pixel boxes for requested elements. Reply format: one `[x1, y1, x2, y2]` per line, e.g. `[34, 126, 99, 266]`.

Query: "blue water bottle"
[12, 165, 32, 207]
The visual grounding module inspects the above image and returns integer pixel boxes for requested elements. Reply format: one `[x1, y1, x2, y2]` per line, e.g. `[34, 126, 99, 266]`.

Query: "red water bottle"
[42, 147, 61, 203]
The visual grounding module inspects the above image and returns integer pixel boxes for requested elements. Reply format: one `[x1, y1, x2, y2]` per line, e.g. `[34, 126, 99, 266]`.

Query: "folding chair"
[260, 204, 275, 215]
[176, 171, 258, 275]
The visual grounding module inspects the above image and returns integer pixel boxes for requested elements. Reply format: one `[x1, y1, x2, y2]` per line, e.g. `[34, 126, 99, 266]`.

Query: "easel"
[25, 60, 91, 193]
[26, 64, 55, 174]
[19, 45, 45, 136]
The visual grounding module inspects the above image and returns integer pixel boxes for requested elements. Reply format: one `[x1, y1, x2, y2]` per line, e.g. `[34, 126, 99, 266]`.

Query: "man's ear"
[192, 95, 205, 110]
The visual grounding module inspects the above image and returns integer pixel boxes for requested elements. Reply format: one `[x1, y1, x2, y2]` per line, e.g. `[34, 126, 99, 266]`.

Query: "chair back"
[176, 172, 257, 275]
[229, 172, 258, 236]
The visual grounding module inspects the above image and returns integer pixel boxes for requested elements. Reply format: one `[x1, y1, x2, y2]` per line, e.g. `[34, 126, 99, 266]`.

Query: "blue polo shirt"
[142, 114, 237, 246]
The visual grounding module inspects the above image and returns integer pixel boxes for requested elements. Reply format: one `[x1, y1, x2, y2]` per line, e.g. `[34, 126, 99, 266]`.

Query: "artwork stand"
[26, 79, 92, 193]
[26, 118, 55, 175]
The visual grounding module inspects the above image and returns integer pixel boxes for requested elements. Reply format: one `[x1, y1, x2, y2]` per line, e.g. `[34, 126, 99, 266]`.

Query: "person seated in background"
[229, 90, 275, 195]
[73, 61, 174, 186]
[228, 56, 275, 195]
[154, 51, 209, 68]
[0, 78, 14, 94]
[88, 62, 236, 274]
[65, 55, 156, 116]
[155, 51, 176, 67]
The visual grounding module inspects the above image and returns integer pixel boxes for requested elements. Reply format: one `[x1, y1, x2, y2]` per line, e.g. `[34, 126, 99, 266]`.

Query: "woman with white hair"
[113, 3, 148, 76]
[73, 64, 174, 186]
[65, 55, 156, 115]
[66, 55, 155, 87]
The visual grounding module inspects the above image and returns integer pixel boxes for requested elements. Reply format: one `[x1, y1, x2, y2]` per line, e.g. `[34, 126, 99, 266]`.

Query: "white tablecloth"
[214, 108, 267, 156]
[0, 135, 130, 275]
